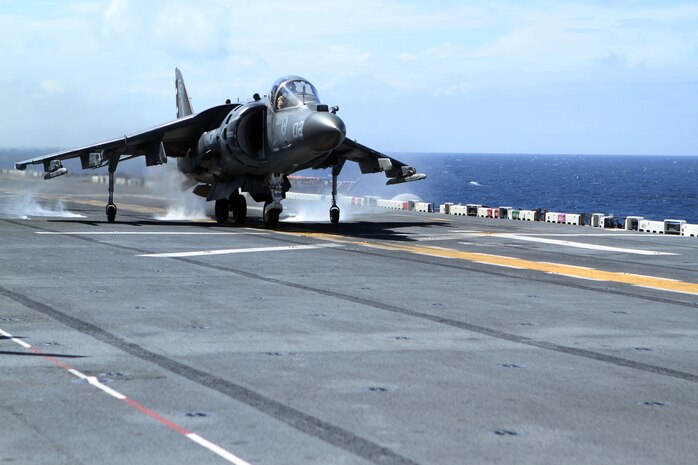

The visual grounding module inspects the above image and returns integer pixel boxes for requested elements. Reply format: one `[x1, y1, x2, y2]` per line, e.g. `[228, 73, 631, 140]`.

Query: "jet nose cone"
[304, 112, 346, 152]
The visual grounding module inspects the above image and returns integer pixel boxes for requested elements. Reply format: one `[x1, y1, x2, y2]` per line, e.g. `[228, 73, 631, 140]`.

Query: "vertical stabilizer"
[175, 68, 194, 118]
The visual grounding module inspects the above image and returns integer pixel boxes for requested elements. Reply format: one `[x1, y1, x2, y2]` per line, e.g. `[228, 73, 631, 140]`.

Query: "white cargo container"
[639, 220, 664, 233]
[450, 205, 469, 216]
[681, 224, 698, 237]
[664, 219, 686, 235]
[439, 203, 453, 214]
[625, 216, 644, 231]
[415, 202, 433, 213]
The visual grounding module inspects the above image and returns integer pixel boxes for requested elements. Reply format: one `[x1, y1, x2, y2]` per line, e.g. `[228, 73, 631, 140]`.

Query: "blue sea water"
[344, 154, 698, 224]
[2, 150, 697, 224]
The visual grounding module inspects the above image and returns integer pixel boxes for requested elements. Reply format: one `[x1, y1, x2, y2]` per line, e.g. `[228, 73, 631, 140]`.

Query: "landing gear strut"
[106, 155, 119, 223]
[329, 161, 344, 224]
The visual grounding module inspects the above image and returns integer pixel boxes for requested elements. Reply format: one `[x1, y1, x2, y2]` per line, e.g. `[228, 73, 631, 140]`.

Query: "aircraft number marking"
[293, 121, 304, 139]
[281, 117, 288, 135]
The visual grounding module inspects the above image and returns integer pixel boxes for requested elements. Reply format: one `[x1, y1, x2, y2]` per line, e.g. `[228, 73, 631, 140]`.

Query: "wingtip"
[15, 162, 26, 171]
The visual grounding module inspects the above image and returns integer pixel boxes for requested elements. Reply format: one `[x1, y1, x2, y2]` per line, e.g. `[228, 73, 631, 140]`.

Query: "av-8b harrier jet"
[15, 69, 426, 228]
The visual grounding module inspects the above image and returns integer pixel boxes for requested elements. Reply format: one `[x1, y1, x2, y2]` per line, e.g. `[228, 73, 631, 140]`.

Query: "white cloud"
[41, 80, 64, 94]
[473, 3, 698, 72]
[434, 82, 472, 97]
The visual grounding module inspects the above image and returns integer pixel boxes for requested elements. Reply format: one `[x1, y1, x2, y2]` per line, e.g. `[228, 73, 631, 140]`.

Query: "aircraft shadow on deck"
[283, 220, 450, 242]
[46, 217, 451, 242]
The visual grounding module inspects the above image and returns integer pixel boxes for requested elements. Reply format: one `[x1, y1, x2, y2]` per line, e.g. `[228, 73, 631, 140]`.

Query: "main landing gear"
[214, 190, 247, 224]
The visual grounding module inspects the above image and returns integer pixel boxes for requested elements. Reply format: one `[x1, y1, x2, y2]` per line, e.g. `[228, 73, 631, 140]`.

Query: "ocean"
[342, 153, 698, 224]
[2, 150, 697, 224]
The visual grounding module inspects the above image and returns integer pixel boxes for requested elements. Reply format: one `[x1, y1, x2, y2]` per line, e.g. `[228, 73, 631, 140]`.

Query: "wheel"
[106, 203, 117, 223]
[230, 193, 247, 224]
[215, 198, 229, 224]
[263, 202, 280, 229]
[330, 205, 340, 224]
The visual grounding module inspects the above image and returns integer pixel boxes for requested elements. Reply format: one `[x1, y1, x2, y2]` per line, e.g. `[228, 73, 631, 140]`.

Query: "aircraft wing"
[331, 139, 426, 185]
[15, 104, 237, 175]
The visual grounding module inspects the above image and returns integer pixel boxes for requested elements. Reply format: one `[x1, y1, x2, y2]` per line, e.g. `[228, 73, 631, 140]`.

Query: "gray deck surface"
[1, 173, 697, 465]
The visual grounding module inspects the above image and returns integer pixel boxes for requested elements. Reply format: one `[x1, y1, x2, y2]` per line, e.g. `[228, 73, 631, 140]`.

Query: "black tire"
[330, 206, 340, 224]
[215, 198, 229, 224]
[263, 202, 280, 229]
[106, 204, 117, 223]
[230, 193, 247, 224]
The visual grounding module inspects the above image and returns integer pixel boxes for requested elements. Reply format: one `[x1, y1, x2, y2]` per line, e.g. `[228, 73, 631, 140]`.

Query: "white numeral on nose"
[292, 121, 304, 138]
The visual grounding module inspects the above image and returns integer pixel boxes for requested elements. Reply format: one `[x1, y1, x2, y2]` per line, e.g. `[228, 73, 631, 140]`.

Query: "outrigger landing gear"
[263, 173, 284, 229]
[106, 156, 118, 223]
[106, 203, 117, 223]
[329, 161, 344, 224]
[330, 205, 340, 224]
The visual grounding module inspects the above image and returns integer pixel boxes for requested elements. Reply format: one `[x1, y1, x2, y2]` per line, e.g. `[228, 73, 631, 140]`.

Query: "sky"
[1, 0, 697, 156]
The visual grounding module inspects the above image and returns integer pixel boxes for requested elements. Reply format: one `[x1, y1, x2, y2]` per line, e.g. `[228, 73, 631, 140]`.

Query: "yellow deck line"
[4, 185, 696, 296]
[281, 230, 698, 296]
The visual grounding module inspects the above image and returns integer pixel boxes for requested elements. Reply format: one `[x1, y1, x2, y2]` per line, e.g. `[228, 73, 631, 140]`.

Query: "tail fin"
[175, 68, 194, 118]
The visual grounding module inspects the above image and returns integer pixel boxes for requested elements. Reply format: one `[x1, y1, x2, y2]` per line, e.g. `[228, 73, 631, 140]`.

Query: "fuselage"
[178, 76, 346, 193]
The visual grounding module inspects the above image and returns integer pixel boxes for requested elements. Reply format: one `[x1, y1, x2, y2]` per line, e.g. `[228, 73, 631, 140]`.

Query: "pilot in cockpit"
[274, 80, 311, 110]
[276, 83, 296, 110]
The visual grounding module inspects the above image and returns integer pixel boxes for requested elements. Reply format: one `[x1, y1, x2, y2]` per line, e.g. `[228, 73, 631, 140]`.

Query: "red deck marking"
[122, 397, 192, 435]
[1, 326, 250, 464]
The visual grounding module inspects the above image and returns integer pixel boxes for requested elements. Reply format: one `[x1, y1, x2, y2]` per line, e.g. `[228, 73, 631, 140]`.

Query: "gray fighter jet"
[15, 69, 426, 228]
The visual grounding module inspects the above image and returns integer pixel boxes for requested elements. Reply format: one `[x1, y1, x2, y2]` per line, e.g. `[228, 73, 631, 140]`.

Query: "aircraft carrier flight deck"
[1, 172, 697, 465]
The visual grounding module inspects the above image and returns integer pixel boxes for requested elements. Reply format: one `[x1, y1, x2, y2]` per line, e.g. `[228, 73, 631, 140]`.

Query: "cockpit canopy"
[270, 76, 320, 111]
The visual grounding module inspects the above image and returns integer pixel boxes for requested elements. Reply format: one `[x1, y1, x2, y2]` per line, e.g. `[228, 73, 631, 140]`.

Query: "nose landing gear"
[263, 201, 280, 229]
[262, 173, 284, 229]
[329, 161, 344, 225]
